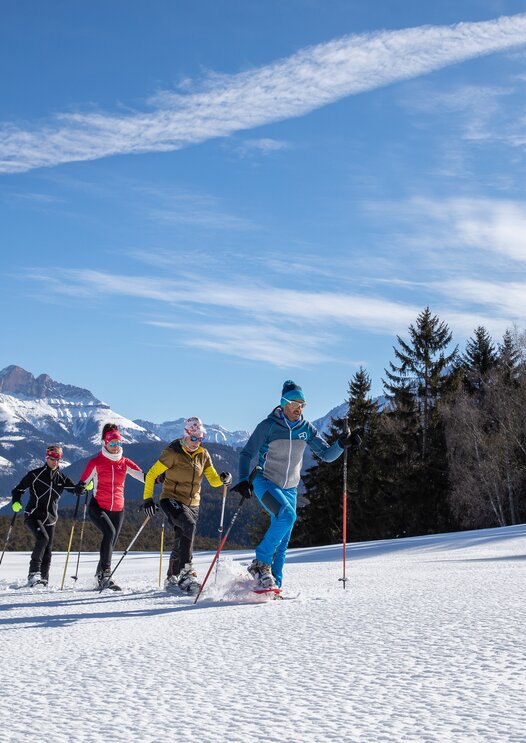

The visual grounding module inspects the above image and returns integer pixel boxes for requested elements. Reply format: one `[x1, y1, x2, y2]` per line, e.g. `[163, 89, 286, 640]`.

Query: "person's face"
[283, 399, 306, 422]
[184, 435, 204, 452]
[105, 439, 122, 453]
[46, 454, 60, 470]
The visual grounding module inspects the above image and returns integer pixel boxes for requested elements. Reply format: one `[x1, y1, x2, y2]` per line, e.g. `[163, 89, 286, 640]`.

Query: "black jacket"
[12, 465, 77, 526]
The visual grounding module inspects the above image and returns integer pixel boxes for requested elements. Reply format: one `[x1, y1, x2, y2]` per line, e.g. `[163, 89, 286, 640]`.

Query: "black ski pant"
[88, 499, 124, 574]
[25, 516, 56, 580]
[160, 499, 199, 577]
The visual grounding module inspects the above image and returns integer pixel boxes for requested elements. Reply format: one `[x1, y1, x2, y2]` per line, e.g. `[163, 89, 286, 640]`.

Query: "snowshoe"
[247, 559, 277, 589]
[97, 571, 122, 592]
[177, 564, 201, 596]
[164, 575, 180, 591]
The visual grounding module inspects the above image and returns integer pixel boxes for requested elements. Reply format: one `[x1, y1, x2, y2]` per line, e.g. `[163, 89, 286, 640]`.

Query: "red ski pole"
[194, 495, 245, 604]
[339, 422, 350, 589]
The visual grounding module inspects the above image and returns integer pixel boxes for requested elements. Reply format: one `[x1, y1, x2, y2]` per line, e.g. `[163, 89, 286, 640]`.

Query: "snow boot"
[97, 570, 121, 592]
[247, 559, 276, 589]
[177, 564, 201, 596]
[164, 575, 180, 591]
[28, 572, 45, 587]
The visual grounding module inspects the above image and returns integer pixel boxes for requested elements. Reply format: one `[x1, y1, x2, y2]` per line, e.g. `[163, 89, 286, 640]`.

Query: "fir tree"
[497, 329, 521, 379]
[381, 307, 458, 535]
[384, 306, 458, 456]
[294, 368, 383, 546]
[461, 326, 497, 393]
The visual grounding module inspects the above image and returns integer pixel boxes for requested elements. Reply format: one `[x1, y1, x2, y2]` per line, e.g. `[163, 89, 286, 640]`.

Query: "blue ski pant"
[253, 475, 297, 588]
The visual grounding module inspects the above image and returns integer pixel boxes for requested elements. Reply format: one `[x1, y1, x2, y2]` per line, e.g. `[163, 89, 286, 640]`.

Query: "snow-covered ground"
[1, 525, 525, 743]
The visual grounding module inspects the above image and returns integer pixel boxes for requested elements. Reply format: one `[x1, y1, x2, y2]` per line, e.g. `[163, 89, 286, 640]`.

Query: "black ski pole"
[98, 515, 151, 593]
[194, 496, 245, 605]
[0, 512, 17, 568]
[71, 489, 89, 581]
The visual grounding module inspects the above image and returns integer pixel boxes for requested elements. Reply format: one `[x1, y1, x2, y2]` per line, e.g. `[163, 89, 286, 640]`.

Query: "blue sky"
[2, 1, 526, 430]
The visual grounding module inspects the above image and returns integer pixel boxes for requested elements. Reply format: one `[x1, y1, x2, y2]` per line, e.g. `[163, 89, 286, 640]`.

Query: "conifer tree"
[343, 368, 385, 540]
[295, 368, 382, 546]
[461, 326, 497, 393]
[497, 329, 521, 378]
[381, 307, 458, 534]
[384, 306, 458, 456]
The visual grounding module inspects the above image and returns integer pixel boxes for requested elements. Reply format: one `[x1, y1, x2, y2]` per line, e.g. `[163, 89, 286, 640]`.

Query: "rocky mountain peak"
[0, 365, 39, 395]
[0, 365, 98, 403]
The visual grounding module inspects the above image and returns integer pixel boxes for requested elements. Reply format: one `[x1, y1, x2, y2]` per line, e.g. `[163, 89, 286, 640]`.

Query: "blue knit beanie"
[280, 379, 305, 407]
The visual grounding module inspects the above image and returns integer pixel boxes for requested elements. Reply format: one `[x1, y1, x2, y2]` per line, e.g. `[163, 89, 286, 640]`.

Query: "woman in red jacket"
[79, 423, 144, 590]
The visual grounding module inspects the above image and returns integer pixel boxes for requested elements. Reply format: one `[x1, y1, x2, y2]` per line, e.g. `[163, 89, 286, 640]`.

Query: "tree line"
[294, 307, 526, 547]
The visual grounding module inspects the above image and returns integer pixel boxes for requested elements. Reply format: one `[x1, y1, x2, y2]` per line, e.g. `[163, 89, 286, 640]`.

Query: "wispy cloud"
[147, 319, 334, 365]
[365, 196, 526, 267]
[2, 14, 526, 173]
[411, 197, 526, 263]
[434, 279, 526, 318]
[22, 254, 522, 365]
[231, 138, 289, 158]
[37, 268, 420, 331]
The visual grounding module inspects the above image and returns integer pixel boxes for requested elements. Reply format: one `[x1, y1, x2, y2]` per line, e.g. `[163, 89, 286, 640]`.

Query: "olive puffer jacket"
[143, 439, 222, 508]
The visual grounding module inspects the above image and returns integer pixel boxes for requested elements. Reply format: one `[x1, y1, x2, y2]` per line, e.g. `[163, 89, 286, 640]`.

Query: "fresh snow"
[1, 525, 525, 743]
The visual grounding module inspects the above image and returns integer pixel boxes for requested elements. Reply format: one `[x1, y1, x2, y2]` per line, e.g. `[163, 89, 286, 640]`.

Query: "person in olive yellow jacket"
[142, 417, 231, 595]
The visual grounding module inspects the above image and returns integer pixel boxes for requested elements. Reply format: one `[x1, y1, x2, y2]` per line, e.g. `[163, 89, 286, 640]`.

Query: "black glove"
[338, 430, 362, 450]
[231, 480, 253, 499]
[219, 471, 232, 485]
[74, 481, 86, 496]
[142, 498, 158, 517]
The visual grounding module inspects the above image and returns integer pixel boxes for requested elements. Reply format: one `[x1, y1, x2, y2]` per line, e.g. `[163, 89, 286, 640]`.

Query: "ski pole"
[61, 495, 82, 590]
[339, 422, 350, 589]
[0, 512, 17, 569]
[214, 483, 228, 582]
[158, 520, 165, 587]
[98, 515, 151, 593]
[71, 489, 89, 582]
[194, 495, 245, 604]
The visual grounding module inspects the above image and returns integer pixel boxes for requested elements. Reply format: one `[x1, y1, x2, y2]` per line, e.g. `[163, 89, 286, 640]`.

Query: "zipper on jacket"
[284, 426, 293, 488]
[190, 456, 196, 504]
[46, 470, 54, 522]
[111, 464, 115, 510]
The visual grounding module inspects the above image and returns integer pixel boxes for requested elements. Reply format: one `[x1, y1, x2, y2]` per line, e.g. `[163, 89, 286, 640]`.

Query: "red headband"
[104, 430, 122, 443]
[46, 449, 62, 460]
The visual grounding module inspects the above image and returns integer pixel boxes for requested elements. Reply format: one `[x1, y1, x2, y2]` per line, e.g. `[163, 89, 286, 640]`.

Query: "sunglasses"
[190, 436, 205, 442]
[287, 400, 306, 410]
[107, 440, 122, 447]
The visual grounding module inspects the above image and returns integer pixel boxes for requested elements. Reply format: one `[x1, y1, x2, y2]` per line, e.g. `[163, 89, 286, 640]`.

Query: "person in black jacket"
[11, 444, 82, 586]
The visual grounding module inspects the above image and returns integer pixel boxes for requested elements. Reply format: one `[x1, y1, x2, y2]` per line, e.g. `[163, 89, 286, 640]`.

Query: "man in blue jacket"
[233, 380, 359, 590]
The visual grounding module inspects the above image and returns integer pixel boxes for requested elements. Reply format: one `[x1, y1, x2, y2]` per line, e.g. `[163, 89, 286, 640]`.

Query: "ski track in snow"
[1, 526, 525, 743]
